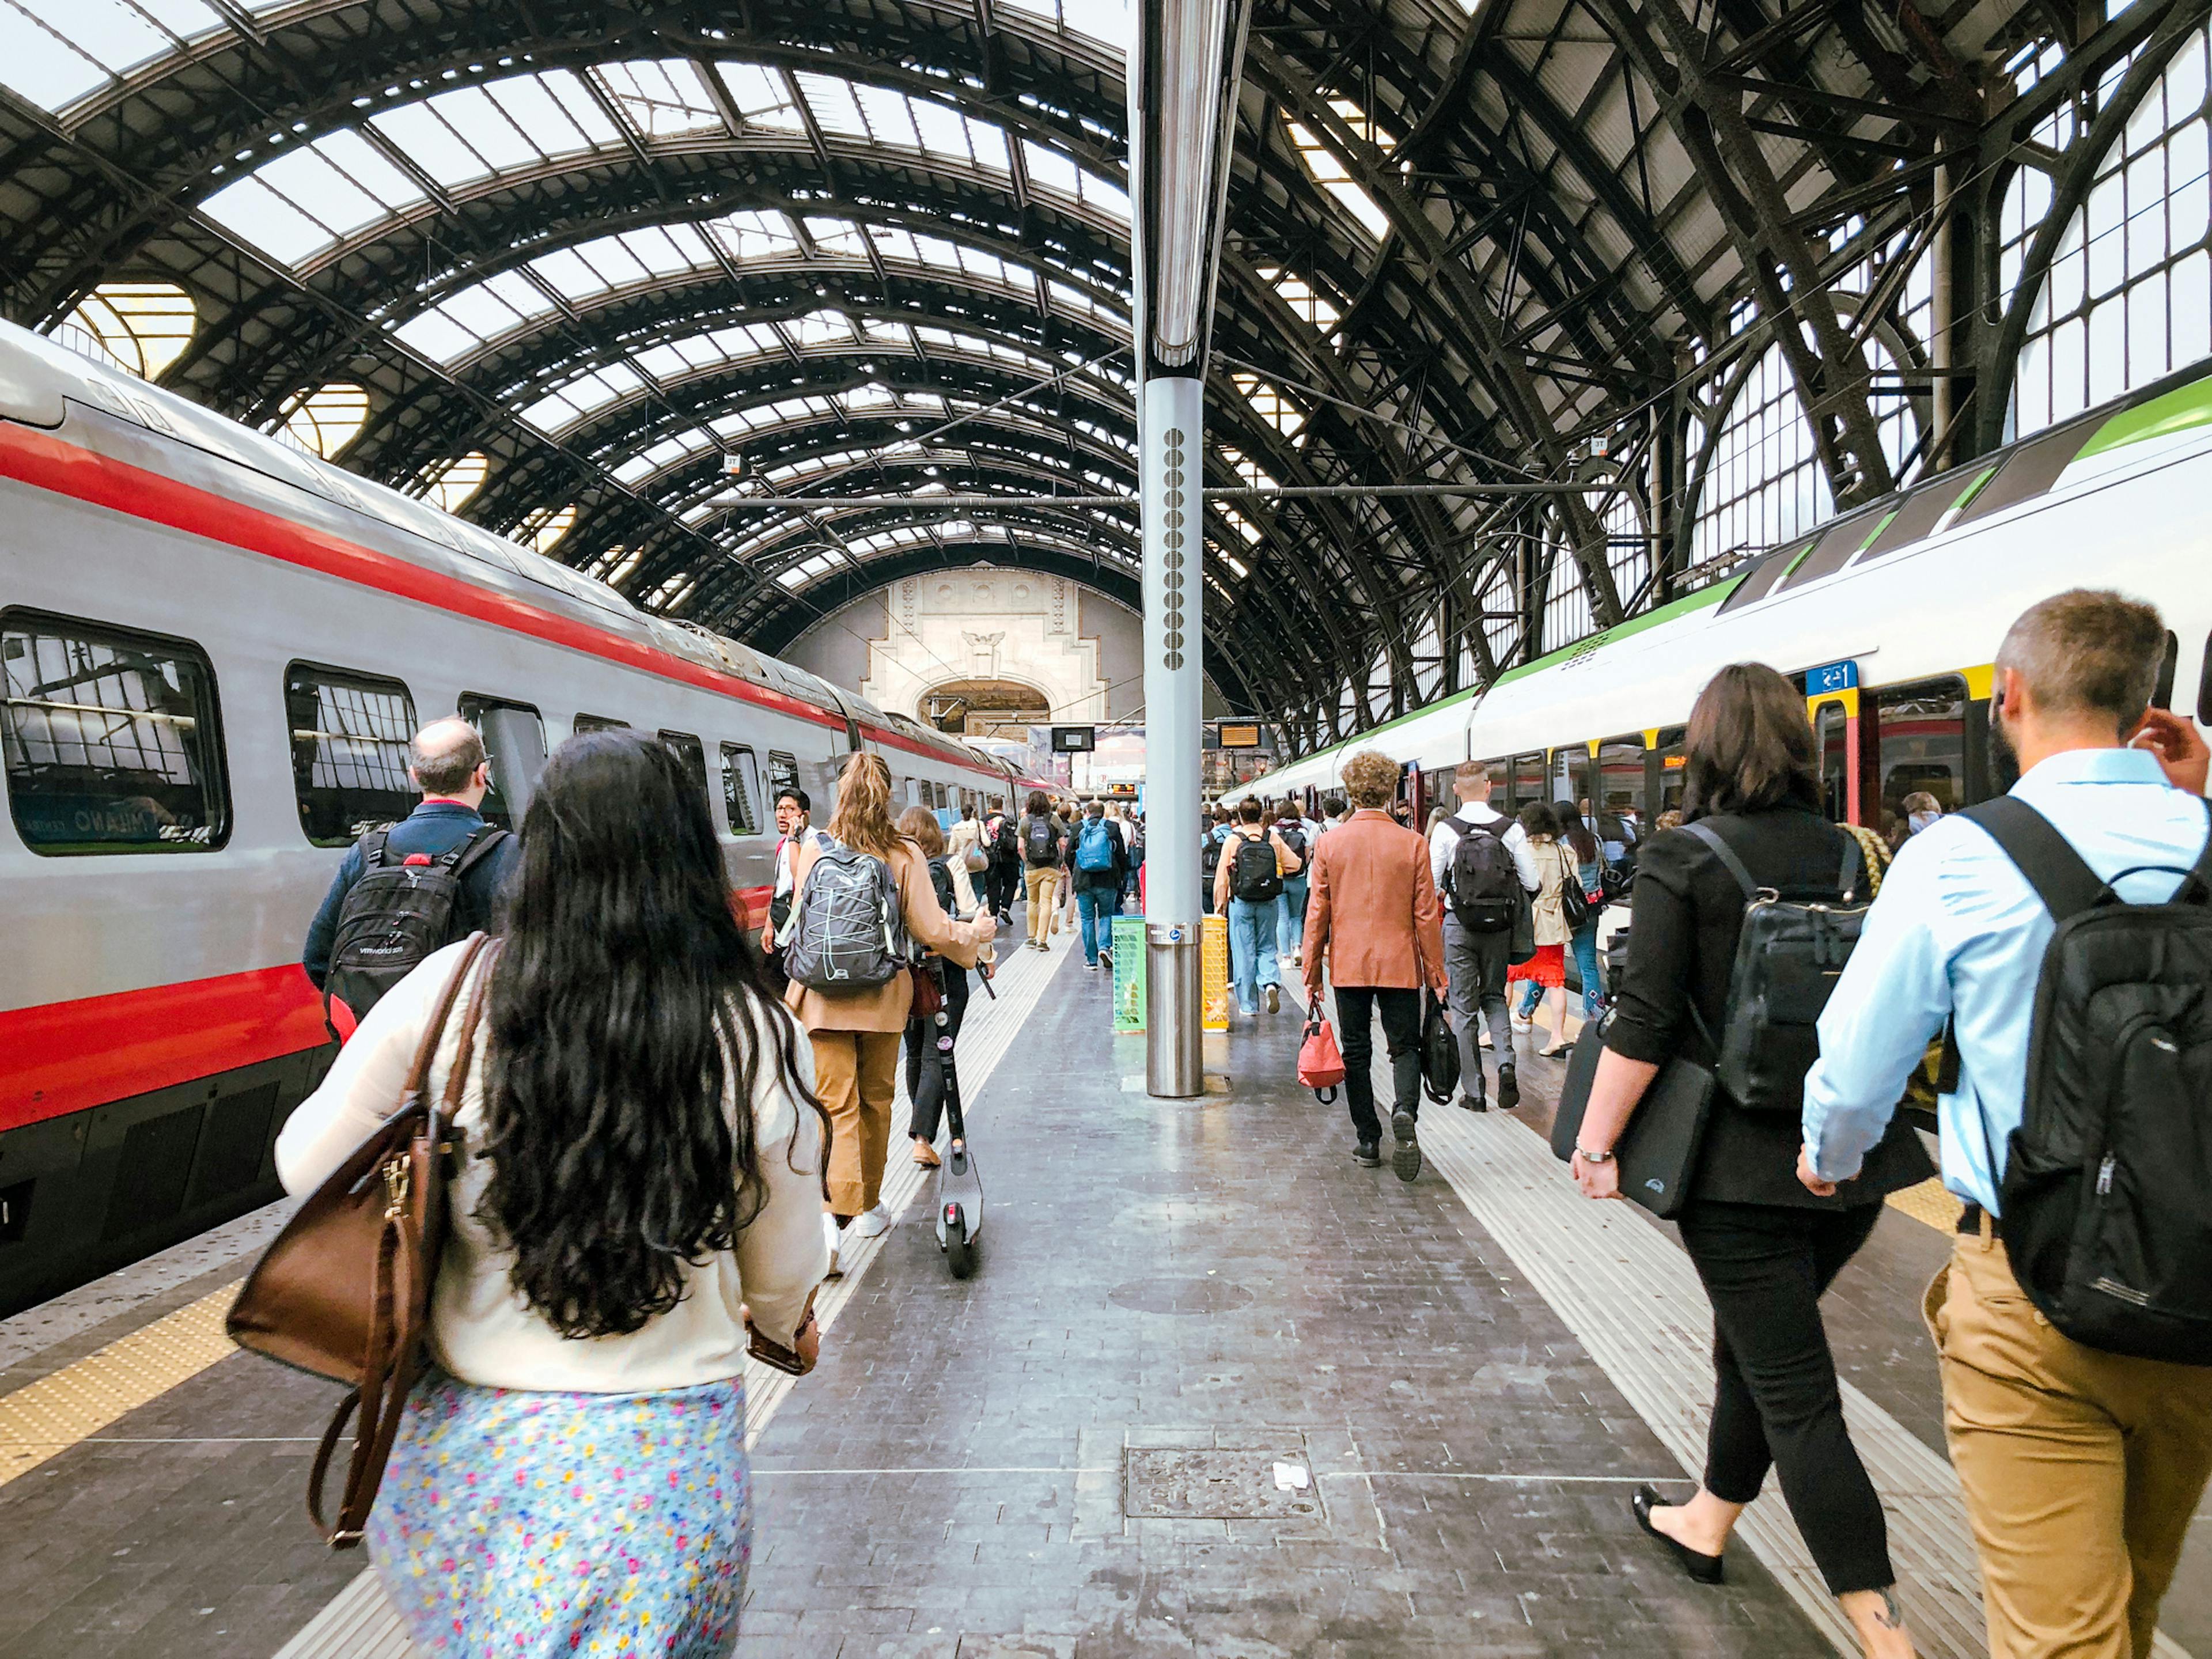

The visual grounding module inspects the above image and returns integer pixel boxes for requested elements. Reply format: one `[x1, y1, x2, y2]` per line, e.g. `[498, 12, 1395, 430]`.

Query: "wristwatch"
[1573, 1145, 1615, 1164]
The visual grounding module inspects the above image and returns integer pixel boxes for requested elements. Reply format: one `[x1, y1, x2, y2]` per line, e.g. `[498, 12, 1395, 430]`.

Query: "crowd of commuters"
[274, 584, 2210, 1659]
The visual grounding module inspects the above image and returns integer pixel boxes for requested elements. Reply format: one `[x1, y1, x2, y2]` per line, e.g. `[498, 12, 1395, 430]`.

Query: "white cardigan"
[275, 941, 829, 1393]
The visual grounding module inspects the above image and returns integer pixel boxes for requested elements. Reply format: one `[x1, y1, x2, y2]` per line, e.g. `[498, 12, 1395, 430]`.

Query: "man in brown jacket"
[1302, 749, 1449, 1181]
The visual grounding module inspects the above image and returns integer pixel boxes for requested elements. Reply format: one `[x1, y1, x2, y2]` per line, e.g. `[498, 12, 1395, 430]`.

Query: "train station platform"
[2, 929, 2207, 1659]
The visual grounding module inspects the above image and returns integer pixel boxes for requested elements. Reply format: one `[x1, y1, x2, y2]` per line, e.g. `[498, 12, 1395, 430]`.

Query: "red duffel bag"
[1298, 1012, 1346, 1101]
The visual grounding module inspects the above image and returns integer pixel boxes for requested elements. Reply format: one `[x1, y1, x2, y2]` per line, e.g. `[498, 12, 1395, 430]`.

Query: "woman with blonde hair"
[786, 753, 994, 1275]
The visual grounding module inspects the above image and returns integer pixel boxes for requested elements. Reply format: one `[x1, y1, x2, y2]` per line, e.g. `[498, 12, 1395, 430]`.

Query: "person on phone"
[1799, 589, 2212, 1659]
[275, 729, 828, 1656]
[1570, 664, 1931, 1659]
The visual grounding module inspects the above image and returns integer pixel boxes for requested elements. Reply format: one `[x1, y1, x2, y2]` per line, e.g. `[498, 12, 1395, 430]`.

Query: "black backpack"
[1200, 832, 1224, 881]
[1022, 814, 1059, 866]
[1684, 817, 1866, 1116]
[324, 825, 509, 1033]
[1444, 816, 1520, 931]
[994, 815, 1021, 861]
[1958, 796, 2212, 1365]
[1230, 831, 1283, 903]
[1274, 820, 1309, 863]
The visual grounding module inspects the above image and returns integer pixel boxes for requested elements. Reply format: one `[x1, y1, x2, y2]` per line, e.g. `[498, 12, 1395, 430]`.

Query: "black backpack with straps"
[324, 824, 509, 1034]
[1229, 831, 1283, 904]
[1685, 817, 1868, 1117]
[1959, 795, 2212, 1365]
[1443, 815, 1521, 932]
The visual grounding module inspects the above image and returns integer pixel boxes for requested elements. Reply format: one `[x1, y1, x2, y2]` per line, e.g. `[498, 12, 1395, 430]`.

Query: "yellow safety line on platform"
[1888, 1176, 1966, 1232]
[0, 1281, 241, 1490]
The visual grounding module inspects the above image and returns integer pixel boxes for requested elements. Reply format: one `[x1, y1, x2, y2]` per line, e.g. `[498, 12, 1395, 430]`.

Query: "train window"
[457, 694, 546, 830]
[573, 714, 628, 734]
[766, 751, 801, 805]
[1859, 478, 1961, 562]
[1715, 540, 1812, 614]
[1815, 703, 1850, 824]
[1774, 507, 1893, 594]
[2, 612, 229, 854]
[285, 663, 418, 847]
[2153, 632, 2177, 710]
[1596, 737, 1646, 825]
[1508, 753, 1543, 811]
[721, 743, 762, 834]
[1869, 675, 1968, 846]
[1949, 417, 2099, 530]
[658, 730, 709, 803]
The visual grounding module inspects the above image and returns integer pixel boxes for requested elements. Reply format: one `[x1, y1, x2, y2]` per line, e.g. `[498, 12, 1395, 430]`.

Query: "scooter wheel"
[943, 1203, 974, 1279]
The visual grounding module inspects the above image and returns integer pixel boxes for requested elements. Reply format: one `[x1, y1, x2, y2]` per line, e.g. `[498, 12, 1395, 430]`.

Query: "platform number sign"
[1804, 659, 1858, 695]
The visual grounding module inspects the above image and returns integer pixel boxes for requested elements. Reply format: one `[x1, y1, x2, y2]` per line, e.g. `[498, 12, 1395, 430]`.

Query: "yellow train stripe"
[0, 1281, 241, 1490]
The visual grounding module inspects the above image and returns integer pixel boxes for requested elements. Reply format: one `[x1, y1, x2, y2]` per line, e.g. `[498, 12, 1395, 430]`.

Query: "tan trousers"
[1929, 1231, 2212, 1659]
[809, 1029, 902, 1217]
[1026, 865, 1060, 945]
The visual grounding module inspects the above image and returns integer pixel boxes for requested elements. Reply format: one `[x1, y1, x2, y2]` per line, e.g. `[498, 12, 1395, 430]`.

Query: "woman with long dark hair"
[898, 805, 970, 1169]
[1566, 665, 1929, 1658]
[276, 730, 828, 1658]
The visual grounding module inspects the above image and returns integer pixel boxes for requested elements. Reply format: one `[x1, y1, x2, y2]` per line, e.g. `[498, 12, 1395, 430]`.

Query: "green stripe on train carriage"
[2078, 370, 2212, 459]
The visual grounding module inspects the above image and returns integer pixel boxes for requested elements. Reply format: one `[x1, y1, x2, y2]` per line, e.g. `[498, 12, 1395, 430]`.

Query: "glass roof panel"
[991, 0, 1130, 51]
[714, 62, 804, 131]
[0, 0, 222, 113]
[596, 60, 724, 139]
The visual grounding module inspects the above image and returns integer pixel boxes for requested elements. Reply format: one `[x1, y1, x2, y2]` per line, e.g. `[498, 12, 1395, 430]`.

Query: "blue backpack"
[1075, 818, 1117, 872]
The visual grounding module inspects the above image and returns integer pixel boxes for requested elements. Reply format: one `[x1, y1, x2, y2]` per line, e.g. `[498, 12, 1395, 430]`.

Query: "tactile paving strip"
[0, 1281, 239, 1490]
[1886, 1175, 1967, 1233]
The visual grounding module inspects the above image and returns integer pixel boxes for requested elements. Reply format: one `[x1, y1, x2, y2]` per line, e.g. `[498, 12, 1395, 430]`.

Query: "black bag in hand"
[1421, 990, 1460, 1104]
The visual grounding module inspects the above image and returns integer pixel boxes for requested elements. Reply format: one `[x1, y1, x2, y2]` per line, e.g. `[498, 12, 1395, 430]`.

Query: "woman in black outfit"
[898, 808, 972, 1170]
[1569, 664, 1930, 1659]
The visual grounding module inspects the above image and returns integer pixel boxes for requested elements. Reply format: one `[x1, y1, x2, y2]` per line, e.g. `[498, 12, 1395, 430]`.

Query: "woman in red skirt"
[1505, 801, 1575, 1056]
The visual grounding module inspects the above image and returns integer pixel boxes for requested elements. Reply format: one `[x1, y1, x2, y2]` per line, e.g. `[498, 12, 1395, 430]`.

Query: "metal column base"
[1145, 923, 1203, 1099]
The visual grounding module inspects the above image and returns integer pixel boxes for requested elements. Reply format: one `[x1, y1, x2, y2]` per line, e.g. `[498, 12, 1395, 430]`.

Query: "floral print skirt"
[367, 1368, 751, 1659]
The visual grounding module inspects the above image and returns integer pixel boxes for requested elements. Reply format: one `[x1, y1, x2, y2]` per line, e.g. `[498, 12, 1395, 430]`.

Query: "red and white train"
[0, 320, 1050, 1315]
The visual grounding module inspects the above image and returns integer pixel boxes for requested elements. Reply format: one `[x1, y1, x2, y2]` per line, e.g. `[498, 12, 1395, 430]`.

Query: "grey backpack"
[781, 839, 906, 992]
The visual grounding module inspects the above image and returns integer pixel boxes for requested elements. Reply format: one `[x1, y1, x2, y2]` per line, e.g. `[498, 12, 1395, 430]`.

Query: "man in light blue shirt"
[1797, 589, 2212, 1659]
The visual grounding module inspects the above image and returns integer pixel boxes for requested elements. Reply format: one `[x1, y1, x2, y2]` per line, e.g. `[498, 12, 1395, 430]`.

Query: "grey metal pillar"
[1128, 0, 1248, 1097]
[1141, 374, 1204, 1094]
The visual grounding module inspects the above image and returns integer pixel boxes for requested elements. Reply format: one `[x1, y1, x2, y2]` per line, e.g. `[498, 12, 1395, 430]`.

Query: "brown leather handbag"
[227, 933, 497, 1547]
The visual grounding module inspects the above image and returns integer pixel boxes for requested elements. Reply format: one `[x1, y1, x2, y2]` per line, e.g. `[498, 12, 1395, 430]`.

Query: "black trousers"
[1332, 985, 1422, 1142]
[987, 859, 1018, 916]
[903, 965, 971, 1143]
[1676, 1198, 1892, 1596]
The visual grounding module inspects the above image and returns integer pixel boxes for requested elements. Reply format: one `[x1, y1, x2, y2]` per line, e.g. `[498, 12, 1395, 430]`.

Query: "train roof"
[0, 319, 988, 764]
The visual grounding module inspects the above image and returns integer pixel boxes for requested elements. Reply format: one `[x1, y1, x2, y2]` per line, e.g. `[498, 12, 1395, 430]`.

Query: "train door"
[1800, 659, 1866, 828]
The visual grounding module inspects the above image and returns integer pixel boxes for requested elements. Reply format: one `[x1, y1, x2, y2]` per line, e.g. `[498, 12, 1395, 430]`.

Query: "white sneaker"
[849, 1204, 892, 1239]
[1510, 1015, 1533, 1033]
[1266, 984, 1280, 1013]
[822, 1212, 843, 1278]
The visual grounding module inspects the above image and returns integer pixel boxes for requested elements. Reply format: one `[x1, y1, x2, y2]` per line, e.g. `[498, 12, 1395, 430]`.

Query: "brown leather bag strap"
[438, 937, 500, 1127]
[397, 933, 495, 1108]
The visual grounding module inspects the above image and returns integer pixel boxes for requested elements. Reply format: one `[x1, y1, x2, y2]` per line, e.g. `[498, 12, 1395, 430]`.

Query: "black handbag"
[1558, 844, 1593, 932]
[1550, 1010, 1717, 1220]
[1420, 989, 1461, 1104]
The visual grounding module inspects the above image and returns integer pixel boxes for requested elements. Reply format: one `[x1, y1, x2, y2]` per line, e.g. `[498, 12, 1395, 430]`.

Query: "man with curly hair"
[1301, 749, 1449, 1181]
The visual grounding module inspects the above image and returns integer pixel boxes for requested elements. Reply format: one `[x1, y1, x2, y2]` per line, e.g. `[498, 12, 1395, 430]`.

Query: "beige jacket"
[1529, 834, 1573, 948]
[783, 838, 990, 1033]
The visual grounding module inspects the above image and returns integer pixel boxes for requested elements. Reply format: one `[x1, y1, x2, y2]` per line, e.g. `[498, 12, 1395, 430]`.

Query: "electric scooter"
[933, 956, 994, 1278]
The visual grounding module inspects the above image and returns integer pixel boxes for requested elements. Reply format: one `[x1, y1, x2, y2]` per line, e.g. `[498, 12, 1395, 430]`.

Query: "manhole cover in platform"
[1107, 1276, 1254, 1314]
[1122, 1449, 1323, 1520]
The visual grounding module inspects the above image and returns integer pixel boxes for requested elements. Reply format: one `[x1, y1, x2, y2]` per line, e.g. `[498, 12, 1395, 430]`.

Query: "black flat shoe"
[1353, 1141, 1381, 1168]
[1632, 1486, 1724, 1585]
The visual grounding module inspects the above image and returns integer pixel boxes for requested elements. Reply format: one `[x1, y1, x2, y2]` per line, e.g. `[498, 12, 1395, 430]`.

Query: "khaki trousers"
[1929, 1230, 2212, 1659]
[809, 1029, 902, 1217]
[1025, 865, 1060, 945]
